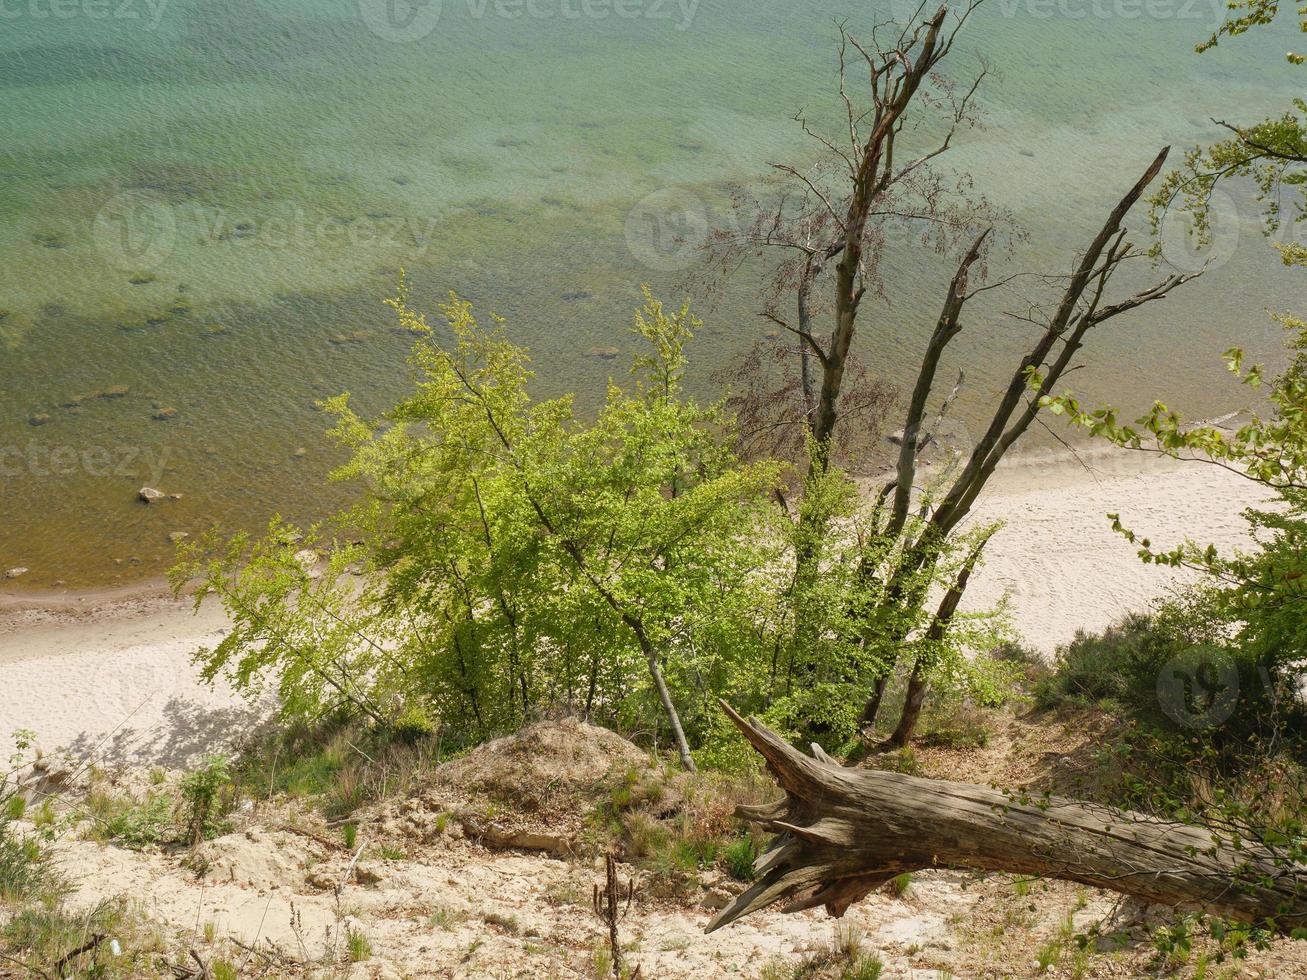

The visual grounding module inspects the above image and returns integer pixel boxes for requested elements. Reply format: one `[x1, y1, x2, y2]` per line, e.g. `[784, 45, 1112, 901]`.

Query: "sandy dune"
[0, 447, 1268, 768]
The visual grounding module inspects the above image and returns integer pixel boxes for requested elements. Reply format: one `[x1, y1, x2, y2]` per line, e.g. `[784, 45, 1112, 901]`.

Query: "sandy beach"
[0, 447, 1268, 769]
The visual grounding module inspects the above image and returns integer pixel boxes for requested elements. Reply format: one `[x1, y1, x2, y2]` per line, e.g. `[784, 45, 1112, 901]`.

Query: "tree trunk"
[883, 533, 990, 748]
[706, 702, 1307, 935]
[885, 658, 927, 750]
[628, 616, 697, 773]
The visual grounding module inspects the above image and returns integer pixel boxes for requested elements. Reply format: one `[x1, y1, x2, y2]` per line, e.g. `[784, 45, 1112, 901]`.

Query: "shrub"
[0, 811, 58, 904]
[392, 704, 436, 744]
[723, 837, 759, 882]
[179, 755, 232, 846]
[103, 794, 174, 849]
[346, 927, 372, 961]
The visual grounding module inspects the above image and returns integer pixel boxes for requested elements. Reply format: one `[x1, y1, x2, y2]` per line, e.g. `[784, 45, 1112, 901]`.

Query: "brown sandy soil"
[7, 718, 1303, 979]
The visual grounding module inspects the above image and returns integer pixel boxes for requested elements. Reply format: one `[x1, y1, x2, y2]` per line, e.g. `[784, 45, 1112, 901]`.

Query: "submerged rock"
[586, 346, 620, 360]
[151, 406, 179, 421]
[168, 531, 189, 544]
[100, 385, 130, 399]
[28, 413, 49, 426]
[138, 487, 165, 504]
[4, 567, 29, 579]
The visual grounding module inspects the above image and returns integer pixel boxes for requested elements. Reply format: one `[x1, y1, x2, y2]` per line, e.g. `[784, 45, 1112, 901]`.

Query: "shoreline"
[0, 443, 1268, 767]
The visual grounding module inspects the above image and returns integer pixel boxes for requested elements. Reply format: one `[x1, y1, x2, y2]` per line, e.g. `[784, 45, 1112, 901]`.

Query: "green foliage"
[1043, 295, 1307, 747]
[173, 280, 1008, 778]
[392, 704, 436, 744]
[723, 836, 759, 882]
[103, 794, 176, 846]
[1196, 0, 1307, 62]
[0, 809, 56, 904]
[178, 755, 231, 847]
[886, 872, 913, 898]
[1035, 610, 1203, 716]
[175, 283, 781, 763]
[1, 898, 165, 978]
[345, 926, 372, 962]
[763, 459, 1010, 749]
[1150, 103, 1307, 244]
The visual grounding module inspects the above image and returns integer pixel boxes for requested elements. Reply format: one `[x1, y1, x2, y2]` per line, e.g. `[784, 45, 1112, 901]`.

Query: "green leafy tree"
[175, 283, 780, 771]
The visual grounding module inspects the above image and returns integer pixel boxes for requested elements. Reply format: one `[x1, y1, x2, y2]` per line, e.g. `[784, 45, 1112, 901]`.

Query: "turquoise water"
[0, 0, 1302, 587]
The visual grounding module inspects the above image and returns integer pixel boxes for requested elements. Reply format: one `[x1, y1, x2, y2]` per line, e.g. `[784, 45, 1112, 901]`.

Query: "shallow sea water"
[0, 0, 1301, 586]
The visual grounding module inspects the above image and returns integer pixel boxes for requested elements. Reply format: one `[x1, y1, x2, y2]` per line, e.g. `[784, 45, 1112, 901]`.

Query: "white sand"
[962, 446, 1267, 651]
[0, 447, 1269, 767]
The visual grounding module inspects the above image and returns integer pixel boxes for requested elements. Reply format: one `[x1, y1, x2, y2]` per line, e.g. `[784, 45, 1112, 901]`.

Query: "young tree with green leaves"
[174, 283, 780, 772]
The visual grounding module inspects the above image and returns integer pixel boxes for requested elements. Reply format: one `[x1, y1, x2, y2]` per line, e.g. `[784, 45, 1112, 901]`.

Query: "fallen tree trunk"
[706, 703, 1307, 934]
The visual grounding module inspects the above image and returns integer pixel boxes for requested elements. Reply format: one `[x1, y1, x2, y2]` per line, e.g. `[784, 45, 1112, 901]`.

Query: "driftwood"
[706, 703, 1307, 934]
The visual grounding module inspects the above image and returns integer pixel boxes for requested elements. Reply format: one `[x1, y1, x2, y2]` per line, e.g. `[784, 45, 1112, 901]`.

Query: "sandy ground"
[0, 446, 1268, 768]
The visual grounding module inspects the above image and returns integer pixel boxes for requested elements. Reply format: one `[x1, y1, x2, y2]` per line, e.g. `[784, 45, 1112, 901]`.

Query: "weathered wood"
[706, 703, 1307, 934]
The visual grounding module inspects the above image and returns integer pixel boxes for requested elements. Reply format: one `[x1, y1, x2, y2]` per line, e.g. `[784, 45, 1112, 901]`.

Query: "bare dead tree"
[593, 853, 640, 979]
[705, 703, 1307, 934]
[703, 1, 1003, 484]
[858, 145, 1201, 740]
[711, 340, 896, 477]
[703, 4, 1199, 746]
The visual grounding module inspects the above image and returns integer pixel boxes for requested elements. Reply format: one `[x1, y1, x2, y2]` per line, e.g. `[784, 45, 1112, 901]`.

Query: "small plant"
[392, 704, 435, 743]
[179, 755, 232, 847]
[211, 961, 238, 980]
[1036, 939, 1060, 972]
[342, 823, 358, 850]
[345, 926, 372, 962]
[428, 906, 464, 930]
[842, 954, 884, 980]
[4, 794, 25, 821]
[104, 794, 174, 848]
[886, 872, 913, 898]
[482, 911, 521, 934]
[723, 837, 758, 882]
[378, 843, 406, 860]
[31, 799, 56, 830]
